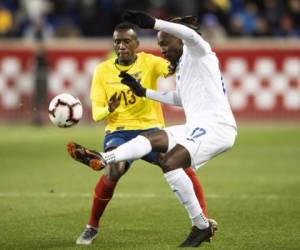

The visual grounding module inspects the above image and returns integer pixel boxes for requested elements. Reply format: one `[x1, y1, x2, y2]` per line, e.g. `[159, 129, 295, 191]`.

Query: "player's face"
[157, 31, 183, 64]
[113, 29, 139, 65]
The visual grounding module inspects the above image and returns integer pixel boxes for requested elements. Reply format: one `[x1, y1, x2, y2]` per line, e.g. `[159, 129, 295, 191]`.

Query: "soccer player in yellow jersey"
[71, 22, 208, 245]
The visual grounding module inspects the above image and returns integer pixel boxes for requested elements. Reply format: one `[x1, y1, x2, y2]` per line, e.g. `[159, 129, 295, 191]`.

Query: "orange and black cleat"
[67, 142, 106, 171]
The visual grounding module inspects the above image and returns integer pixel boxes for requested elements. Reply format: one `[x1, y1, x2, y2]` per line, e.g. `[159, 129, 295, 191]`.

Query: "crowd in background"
[0, 0, 300, 40]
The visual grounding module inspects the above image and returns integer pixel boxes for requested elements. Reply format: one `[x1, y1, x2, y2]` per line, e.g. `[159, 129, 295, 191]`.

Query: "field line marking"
[0, 192, 298, 200]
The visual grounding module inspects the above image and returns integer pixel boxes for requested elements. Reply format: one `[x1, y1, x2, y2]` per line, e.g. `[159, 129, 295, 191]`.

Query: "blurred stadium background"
[0, 0, 300, 122]
[0, 1, 300, 249]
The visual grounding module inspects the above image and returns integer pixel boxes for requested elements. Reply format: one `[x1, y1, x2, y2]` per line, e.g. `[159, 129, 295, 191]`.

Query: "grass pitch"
[0, 123, 300, 250]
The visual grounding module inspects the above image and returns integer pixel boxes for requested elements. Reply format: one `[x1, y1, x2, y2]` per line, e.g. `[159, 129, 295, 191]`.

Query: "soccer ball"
[48, 93, 83, 128]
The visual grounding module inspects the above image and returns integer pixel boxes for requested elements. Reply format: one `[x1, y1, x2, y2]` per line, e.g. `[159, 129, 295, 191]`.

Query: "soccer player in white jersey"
[68, 11, 237, 247]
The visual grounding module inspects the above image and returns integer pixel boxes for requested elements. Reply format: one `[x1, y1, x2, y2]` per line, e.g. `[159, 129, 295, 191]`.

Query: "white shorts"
[164, 122, 237, 170]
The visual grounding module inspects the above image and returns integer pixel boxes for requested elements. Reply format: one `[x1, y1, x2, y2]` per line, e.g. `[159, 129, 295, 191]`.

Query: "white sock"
[86, 224, 98, 231]
[101, 135, 152, 164]
[164, 169, 209, 229]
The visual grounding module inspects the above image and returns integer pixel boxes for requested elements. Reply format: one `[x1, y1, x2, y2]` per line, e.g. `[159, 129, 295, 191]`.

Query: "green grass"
[0, 124, 300, 250]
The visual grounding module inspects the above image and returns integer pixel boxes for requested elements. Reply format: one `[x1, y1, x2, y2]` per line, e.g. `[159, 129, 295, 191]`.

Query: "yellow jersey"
[90, 52, 169, 132]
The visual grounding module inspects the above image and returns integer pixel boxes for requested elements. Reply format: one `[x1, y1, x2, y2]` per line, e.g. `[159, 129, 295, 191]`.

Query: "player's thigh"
[164, 124, 187, 152]
[141, 129, 169, 152]
[192, 123, 236, 169]
[139, 128, 168, 165]
[160, 144, 191, 172]
[168, 123, 236, 169]
[104, 131, 134, 168]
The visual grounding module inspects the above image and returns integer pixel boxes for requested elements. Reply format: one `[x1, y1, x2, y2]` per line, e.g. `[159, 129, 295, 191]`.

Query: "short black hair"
[167, 16, 201, 35]
[114, 22, 137, 32]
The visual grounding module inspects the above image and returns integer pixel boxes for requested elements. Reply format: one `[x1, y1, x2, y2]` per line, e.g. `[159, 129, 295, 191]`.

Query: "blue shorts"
[104, 128, 160, 167]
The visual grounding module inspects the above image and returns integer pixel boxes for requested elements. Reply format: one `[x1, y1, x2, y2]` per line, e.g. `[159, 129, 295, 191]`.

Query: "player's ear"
[136, 39, 140, 47]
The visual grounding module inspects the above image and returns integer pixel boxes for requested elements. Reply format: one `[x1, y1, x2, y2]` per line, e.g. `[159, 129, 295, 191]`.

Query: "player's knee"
[160, 157, 176, 173]
[106, 162, 128, 181]
[107, 172, 122, 181]
[155, 153, 162, 168]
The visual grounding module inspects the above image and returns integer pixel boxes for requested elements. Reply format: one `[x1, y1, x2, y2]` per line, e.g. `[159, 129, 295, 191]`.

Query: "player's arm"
[90, 66, 121, 121]
[122, 10, 211, 56]
[92, 101, 110, 121]
[119, 72, 182, 106]
[92, 93, 121, 121]
[90, 66, 109, 121]
[146, 89, 182, 106]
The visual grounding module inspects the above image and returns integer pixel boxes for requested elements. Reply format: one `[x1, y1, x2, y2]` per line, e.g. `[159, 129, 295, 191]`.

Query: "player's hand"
[122, 10, 155, 29]
[108, 92, 121, 112]
[119, 71, 146, 97]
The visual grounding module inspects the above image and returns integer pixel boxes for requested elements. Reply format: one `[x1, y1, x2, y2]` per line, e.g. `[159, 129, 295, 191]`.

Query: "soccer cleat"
[179, 222, 214, 248]
[67, 142, 106, 171]
[76, 226, 98, 245]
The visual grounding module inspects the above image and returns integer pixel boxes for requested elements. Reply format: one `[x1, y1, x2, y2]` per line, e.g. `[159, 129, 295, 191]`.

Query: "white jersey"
[155, 20, 236, 128]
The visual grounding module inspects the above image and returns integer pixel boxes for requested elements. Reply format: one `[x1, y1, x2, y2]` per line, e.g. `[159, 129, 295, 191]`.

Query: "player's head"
[157, 31, 183, 65]
[113, 22, 139, 65]
[157, 16, 201, 74]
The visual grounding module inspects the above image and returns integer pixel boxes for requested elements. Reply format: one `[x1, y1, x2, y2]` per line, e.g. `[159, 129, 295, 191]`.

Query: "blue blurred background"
[0, 0, 299, 39]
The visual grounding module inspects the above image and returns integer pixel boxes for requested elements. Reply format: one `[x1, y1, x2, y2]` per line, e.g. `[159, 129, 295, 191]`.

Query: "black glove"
[122, 10, 155, 29]
[119, 71, 146, 97]
[108, 92, 121, 112]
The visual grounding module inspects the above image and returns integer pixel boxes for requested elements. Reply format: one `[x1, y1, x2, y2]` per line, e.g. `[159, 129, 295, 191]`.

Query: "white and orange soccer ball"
[48, 93, 83, 128]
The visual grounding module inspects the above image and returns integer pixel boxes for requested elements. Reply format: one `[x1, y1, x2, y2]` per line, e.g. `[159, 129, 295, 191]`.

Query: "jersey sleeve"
[146, 89, 182, 106]
[90, 65, 107, 104]
[90, 65, 110, 121]
[154, 19, 212, 57]
[91, 101, 110, 121]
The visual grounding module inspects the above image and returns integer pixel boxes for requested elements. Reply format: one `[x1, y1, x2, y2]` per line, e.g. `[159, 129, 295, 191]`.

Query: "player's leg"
[139, 129, 211, 228]
[88, 160, 129, 229]
[140, 128, 215, 235]
[160, 145, 208, 227]
[90, 128, 165, 230]
[76, 132, 131, 245]
[184, 167, 207, 217]
[67, 130, 168, 168]
[160, 125, 219, 246]
[184, 166, 219, 238]
[184, 169, 218, 239]
[160, 144, 214, 247]
[70, 126, 210, 236]
[100, 129, 169, 164]
[68, 126, 209, 216]
[163, 123, 237, 246]
[76, 158, 129, 245]
[184, 169, 219, 238]
[152, 152, 208, 217]
[76, 161, 129, 245]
